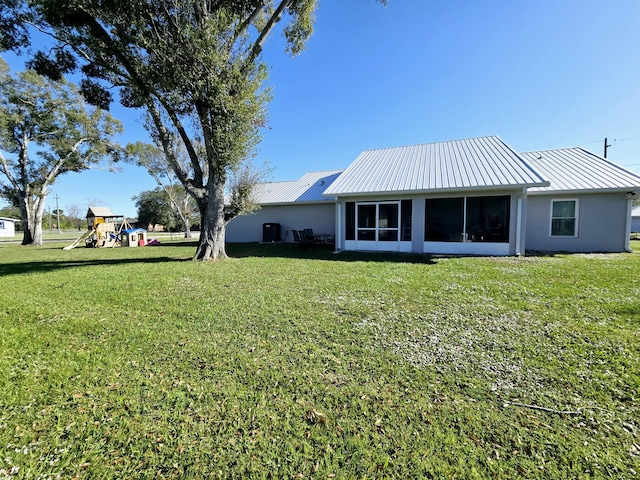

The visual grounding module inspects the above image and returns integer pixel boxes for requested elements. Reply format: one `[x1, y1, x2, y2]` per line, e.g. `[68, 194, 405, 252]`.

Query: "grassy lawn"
[0, 241, 638, 479]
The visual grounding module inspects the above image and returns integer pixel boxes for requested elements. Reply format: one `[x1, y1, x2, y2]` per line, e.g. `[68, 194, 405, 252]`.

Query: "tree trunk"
[182, 218, 192, 239]
[32, 198, 46, 246]
[18, 190, 47, 246]
[193, 179, 227, 260]
[175, 198, 192, 239]
[18, 195, 33, 245]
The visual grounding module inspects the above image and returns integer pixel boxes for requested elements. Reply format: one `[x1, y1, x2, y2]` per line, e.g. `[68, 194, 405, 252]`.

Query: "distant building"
[0, 217, 17, 237]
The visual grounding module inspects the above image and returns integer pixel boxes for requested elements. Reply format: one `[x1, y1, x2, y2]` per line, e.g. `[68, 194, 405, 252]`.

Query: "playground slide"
[63, 229, 95, 251]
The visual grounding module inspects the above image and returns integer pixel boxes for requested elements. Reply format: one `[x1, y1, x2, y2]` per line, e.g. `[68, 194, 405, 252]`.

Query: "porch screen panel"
[357, 204, 376, 241]
[425, 197, 464, 242]
[401, 200, 412, 241]
[345, 202, 355, 240]
[378, 203, 399, 241]
[466, 196, 510, 243]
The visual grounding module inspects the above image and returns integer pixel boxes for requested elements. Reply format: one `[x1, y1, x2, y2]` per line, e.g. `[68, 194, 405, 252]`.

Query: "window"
[401, 200, 412, 241]
[345, 200, 411, 242]
[425, 197, 464, 241]
[357, 204, 377, 240]
[425, 195, 511, 243]
[0, 221, 4, 230]
[345, 202, 355, 240]
[551, 199, 578, 236]
[466, 196, 510, 243]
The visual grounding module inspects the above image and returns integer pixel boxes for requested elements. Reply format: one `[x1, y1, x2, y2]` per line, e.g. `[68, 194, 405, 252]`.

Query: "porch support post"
[625, 195, 634, 253]
[515, 189, 526, 256]
[335, 200, 342, 251]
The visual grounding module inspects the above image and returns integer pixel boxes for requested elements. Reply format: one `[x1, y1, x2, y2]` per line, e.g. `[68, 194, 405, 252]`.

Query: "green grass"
[1, 241, 639, 479]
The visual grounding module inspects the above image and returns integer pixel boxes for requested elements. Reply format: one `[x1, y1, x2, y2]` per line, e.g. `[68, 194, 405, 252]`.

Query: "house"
[0, 216, 17, 237]
[226, 136, 640, 255]
[226, 170, 342, 243]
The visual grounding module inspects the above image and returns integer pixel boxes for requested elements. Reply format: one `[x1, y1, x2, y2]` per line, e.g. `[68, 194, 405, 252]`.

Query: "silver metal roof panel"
[520, 148, 640, 193]
[323, 136, 548, 196]
[253, 170, 342, 204]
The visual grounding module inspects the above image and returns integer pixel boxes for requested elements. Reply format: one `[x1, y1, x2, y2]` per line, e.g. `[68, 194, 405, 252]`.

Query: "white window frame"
[355, 201, 401, 242]
[550, 198, 579, 237]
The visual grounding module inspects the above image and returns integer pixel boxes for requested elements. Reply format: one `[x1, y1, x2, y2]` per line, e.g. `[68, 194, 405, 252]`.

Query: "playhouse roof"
[86, 206, 115, 217]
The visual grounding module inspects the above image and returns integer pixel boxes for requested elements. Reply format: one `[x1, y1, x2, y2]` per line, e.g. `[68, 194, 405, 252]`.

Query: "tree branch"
[504, 401, 582, 416]
[0, 150, 19, 190]
[243, 0, 291, 71]
[145, 99, 204, 201]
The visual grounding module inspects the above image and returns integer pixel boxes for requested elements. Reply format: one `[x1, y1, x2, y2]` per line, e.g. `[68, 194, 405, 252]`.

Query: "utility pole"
[55, 194, 61, 234]
[48, 207, 52, 231]
[604, 137, 611, 158]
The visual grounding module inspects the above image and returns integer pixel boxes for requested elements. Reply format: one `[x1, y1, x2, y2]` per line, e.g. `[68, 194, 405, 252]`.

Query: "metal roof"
[253, 170, 343, 204]
[520, 148, 640, 194]
[323, 136, 548, 197]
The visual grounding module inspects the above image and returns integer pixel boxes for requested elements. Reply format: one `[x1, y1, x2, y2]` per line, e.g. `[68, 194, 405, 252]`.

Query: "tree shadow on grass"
[0, 253, 193, 276]
[226, 243, 438, 265]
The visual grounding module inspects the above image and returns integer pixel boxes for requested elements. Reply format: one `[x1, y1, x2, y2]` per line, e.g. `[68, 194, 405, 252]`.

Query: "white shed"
[0, 217, 17, 237]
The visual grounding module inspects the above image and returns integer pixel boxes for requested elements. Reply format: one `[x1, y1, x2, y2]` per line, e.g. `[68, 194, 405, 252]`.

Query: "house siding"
[226, 204, 335, 243]
[526, 193, 629, 252]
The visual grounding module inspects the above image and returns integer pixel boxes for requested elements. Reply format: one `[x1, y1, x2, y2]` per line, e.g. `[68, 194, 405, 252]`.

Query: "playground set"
[63, 207, 147, 250]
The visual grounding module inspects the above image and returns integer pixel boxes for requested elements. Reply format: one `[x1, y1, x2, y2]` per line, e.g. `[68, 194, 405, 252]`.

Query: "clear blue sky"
[2, 0, 640, 218]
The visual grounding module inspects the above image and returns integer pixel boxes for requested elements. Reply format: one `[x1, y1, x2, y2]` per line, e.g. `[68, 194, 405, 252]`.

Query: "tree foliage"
[0, 59, 122, 245]
[133, 187, 174, 230]
[1, 0, 386, 258]
[0, 0, 319, 259]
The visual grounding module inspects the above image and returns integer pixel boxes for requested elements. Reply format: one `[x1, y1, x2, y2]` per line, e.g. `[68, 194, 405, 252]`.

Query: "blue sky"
[2, 0, 640, 218]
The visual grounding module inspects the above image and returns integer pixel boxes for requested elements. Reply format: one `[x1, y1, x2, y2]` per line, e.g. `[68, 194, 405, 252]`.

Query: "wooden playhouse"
[63, 206, 145, 250]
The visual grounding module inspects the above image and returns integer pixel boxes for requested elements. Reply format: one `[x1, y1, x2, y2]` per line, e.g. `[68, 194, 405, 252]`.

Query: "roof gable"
[521, 148, 640, 193]
[323, 136, 548, 196]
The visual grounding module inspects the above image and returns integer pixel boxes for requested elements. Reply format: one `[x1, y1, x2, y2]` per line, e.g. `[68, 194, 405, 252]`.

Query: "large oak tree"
[0, 59, 122, 245]
[2, 0, 325, 259]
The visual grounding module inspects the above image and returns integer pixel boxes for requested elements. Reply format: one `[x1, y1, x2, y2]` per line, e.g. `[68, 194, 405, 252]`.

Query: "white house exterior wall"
[226, 204, 335, 243]
[525, 193, 629, 253]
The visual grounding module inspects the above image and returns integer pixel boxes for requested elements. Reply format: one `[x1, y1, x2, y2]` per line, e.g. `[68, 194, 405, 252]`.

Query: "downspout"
[515, 189, 525, 256]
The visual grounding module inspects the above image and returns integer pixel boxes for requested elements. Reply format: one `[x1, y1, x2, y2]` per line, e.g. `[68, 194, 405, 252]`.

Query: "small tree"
[65, 203, 83, 230]
[127, 142, 200, 238]
[0, 60, 122, 245]
[133, 188, 174, 230]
